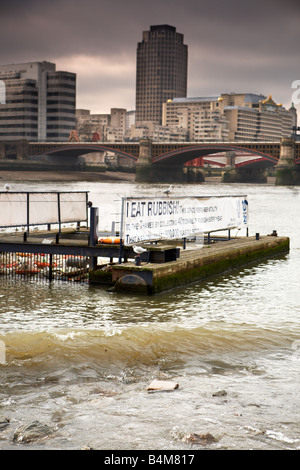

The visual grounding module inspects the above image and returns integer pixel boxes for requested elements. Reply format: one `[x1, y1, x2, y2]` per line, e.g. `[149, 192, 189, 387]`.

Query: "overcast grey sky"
[1, 0, 299, 114]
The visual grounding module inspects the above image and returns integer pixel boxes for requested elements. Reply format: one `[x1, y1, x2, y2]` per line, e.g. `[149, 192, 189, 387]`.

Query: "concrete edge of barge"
[89, 235, 290, 295]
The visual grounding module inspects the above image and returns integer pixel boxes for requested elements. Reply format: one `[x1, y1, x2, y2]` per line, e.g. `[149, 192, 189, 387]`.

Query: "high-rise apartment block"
[135, 25, 188, 126]
[0, 61, 76, 142]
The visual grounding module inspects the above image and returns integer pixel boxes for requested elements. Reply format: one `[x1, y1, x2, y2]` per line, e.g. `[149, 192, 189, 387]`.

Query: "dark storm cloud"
[0, 0, 299, 112]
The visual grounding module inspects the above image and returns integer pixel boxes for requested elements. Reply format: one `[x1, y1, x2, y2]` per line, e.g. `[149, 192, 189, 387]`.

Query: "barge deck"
[93, 234, 290, 294]
[0, 229, 290, 294]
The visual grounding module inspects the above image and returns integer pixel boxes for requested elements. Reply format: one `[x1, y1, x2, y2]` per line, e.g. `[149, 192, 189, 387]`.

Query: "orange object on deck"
[98, 237, 120, 244]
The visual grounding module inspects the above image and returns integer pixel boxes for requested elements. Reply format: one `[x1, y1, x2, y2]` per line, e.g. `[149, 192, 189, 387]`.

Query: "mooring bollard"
[135, 255, 141, 266]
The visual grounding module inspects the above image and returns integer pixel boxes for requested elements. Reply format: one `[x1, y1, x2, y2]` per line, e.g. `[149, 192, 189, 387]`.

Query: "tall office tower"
[0, 61, 76, 142]
[135, 25, 188, 125]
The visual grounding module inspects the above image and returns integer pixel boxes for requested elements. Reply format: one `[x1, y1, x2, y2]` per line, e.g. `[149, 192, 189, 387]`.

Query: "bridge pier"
[0, 140, 29, 160]
[275, 137, 300, 185]
[221, 151, 237, 182]
[221, 151, 267, 183]
[237, 167, 267, 183]
[135, 139, 186, 183]
[17, 140, 29, 160]
[135, 139, 153, 182]
[222, 167, 267, 183]
[184, 166, 205, 183]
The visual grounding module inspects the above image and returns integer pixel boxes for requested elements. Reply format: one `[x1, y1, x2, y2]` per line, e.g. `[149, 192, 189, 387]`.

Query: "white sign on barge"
[120, 195, 248, 245]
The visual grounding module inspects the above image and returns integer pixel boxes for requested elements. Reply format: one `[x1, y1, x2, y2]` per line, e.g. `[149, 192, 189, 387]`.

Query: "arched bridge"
[151, 142, 281, 167]
[3, 138, 297, 183]
[28, 140, 300, 167]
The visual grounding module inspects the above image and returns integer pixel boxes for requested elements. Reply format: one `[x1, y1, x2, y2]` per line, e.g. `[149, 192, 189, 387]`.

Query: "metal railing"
[0, 191, 89, 234]
[0, 251, 90, 283]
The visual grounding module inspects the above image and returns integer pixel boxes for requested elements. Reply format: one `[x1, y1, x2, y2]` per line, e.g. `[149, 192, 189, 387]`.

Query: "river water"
[0, 179, 300, 450]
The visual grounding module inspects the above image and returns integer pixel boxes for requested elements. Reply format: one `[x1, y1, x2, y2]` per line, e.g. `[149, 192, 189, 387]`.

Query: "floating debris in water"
[13, 421, 54, 443]
[212, 389, 227, 397]
[0, 416, 10, 430]
[183, 432, 218, 445]
[147, 379, 179, 391]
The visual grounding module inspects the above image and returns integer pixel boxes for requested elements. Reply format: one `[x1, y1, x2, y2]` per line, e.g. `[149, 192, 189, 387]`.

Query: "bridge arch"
[44, 144, 138, 161]
[152, 143, 279, 167]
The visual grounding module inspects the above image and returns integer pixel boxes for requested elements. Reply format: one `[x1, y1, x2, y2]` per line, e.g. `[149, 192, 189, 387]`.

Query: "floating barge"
[0, 228, 289, 293]
[0, 191, 290, 294]
[102, 234, 290, 294]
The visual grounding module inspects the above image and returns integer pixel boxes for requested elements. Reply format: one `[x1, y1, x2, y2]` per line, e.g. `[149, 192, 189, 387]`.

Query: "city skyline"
[0, 0, 299, 116]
